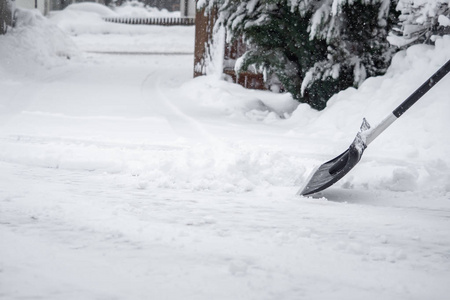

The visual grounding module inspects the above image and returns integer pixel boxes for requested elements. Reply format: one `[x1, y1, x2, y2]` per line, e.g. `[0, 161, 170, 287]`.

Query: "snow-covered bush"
[203, 0, 399, 110]
[389, 0, 450, 47]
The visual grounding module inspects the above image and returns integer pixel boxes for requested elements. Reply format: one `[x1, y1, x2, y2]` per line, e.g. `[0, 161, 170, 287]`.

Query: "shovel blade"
[299, 120, 369, 196]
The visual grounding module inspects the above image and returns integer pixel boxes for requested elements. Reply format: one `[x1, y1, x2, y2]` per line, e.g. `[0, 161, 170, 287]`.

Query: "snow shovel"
[299, 59, 450, 196]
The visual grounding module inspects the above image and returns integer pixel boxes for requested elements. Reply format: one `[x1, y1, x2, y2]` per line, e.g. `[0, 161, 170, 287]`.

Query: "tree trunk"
[0, 0, 13, 35]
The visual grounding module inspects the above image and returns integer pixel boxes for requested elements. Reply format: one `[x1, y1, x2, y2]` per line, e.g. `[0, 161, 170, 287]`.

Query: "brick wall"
[193, 5, 267, 90]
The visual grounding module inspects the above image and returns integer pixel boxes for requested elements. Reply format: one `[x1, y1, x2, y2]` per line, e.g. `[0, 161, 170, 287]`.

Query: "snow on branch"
[389, 0, 450, 47]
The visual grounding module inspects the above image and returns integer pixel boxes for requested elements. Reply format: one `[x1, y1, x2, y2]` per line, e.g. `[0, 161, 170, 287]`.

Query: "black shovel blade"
[299, 132, 367, 196]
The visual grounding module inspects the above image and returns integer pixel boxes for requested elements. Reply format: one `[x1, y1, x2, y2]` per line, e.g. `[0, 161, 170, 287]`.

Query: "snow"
[61, 2, 119, 17]
[438, 14, 450, 26]
[113, 0, 180, 18]
[59, 24, 194, 54]
[0, 9, 79, 76]
[1, 4, 450, 300]
[47, 2, 193, 54]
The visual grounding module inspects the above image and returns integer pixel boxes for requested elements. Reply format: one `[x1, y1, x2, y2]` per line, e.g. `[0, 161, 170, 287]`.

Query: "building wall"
[193, 4, 215, 77]
[193, 4, 266, 90]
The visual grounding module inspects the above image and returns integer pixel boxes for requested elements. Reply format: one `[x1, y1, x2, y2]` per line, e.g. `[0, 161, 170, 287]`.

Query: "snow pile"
[113, 0, 180, 18]
[50, 2, 181, 35]
[0, 9, 78, 77]
[49, 3, 118, 35]
[48, 2, 194, 53]
[180, 37, 450, 196]
[124, 143, 304, 193]
[60, 2, 118, 17]
[314, 38, 450, 195]
[179, 76, 298, 119]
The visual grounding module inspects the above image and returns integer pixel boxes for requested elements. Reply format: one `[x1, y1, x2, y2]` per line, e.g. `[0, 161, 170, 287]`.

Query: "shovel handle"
[393, 59, 450, 118]
[365, 59, 450, 146]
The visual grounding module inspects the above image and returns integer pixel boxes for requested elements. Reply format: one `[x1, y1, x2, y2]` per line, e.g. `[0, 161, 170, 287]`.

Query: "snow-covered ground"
[1, 4, 450, 300]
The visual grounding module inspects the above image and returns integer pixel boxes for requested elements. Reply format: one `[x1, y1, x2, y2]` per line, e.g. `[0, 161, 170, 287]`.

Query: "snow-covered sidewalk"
[1, 4, 450, 300]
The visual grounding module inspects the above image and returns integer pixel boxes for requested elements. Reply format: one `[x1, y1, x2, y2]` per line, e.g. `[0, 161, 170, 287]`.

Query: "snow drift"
[113, 0, 180, 18]
[50, 2, 182, 35]
[0, 9, 79, 77]
[47, 3, 194, 53]
[179, 38, 450, 195]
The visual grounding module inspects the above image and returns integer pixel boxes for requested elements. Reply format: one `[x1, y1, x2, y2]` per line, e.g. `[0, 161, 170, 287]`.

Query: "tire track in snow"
[140, 69, 221, 144]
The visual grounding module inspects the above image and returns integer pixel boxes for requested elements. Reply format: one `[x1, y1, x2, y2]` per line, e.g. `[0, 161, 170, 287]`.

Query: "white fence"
[103, 17, 195, 26]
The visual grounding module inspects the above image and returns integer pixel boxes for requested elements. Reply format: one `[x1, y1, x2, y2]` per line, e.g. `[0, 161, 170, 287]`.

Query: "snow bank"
[48, 3, 194, 54]
[50, 2, 181, 35]
[0, 8, 79, 78]
[61, 2, 118, 17]
[180, 36, 450, 196]
[308, 37, 450, 195]
[49, 3, 117, 35]
[113, 0, 180, 18]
